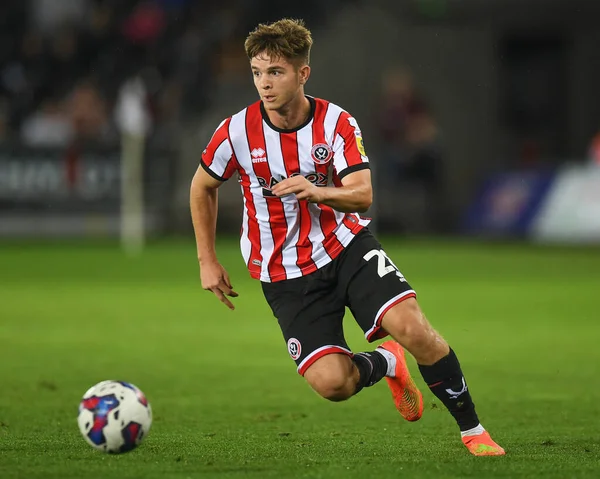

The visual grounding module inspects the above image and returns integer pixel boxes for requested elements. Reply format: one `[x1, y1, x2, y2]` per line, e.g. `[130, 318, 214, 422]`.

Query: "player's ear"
[299, 64, 311, 85]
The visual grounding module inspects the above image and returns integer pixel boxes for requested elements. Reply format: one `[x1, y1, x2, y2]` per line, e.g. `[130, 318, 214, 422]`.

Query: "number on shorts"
[363, 249, 406, 281]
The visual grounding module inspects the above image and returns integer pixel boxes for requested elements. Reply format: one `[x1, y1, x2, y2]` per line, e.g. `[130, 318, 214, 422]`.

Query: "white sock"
[376, 348, 397, 377]
[461, 423, 485, 438]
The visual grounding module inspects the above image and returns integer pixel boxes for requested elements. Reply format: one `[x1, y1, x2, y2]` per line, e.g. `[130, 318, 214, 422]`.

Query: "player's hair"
[244, 18, 313, 66]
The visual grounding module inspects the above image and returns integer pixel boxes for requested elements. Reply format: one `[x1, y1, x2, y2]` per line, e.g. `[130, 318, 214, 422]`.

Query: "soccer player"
[190, 18, 504, 456]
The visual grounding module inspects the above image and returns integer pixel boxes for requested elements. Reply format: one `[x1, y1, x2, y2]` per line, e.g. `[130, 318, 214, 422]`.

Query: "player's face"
[251, 53, 309, 111]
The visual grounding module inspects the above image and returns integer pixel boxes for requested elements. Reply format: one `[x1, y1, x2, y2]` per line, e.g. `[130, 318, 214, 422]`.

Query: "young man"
[190, 18, 504, 456]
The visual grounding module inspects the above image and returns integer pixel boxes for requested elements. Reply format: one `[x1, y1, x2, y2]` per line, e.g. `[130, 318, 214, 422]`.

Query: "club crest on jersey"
[287, 338, 302, 360]
[311, 143, 333, 165]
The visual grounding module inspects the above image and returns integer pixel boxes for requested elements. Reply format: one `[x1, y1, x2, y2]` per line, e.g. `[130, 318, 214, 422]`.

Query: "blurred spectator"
[0, 0, 333, 148]
[403, 108, 443, 191]
[115, 76, 151, 139]
[67, 80, 114, 144]
[377, 66, 446, 232]
[379, 68, 426, 147]
[378, 67, 442, 189]
[121, 2, 166, 44]
[20, 96, 73, 147]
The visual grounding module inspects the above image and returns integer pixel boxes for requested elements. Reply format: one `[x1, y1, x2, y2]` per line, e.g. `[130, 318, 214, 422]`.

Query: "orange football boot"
[378, 340, 423, 422]
[462, 431, 506, 456]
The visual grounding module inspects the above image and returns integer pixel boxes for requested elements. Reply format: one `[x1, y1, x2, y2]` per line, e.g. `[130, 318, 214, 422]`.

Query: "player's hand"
[272, 176, 322, 203]
[200, 261, 238, 310]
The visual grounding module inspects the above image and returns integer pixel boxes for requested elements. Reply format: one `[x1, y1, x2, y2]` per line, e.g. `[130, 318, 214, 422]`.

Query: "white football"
[77, 380, 152, 453]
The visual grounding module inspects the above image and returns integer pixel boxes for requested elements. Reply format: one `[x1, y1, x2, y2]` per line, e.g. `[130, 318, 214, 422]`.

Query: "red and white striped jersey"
[200, 96, 371, 282]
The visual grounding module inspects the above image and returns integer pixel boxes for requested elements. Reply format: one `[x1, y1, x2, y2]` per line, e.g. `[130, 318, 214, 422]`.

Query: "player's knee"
[308, 372, 352, 402]
[304, 356, 354, 402]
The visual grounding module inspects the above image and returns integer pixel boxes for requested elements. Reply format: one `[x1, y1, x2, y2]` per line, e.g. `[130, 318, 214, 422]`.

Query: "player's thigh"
[340, 229, 417, 343]
[261, 271, 350, 376]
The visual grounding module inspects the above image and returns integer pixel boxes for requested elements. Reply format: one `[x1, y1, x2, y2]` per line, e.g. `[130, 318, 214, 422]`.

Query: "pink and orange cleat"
[378, 340, 424, 422]
[462, 431, 506, 456]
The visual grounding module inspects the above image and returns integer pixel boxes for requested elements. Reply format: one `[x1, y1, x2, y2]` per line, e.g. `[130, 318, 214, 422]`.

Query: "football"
[77, 380, 152, 453]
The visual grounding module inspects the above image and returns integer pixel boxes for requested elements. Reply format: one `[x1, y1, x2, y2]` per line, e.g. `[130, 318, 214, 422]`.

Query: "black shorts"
[261, 228, 416, 375]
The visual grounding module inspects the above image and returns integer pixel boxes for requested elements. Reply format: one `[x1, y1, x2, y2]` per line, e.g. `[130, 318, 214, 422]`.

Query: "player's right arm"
[190, 119, 239, 310]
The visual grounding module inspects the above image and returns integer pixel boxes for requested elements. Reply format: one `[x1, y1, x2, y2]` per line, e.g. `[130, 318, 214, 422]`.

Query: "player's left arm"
[270, 169, 372, 212]
[327, 168, 372, 212]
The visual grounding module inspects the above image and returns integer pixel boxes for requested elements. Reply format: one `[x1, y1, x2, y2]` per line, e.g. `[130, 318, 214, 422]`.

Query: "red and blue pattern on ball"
[79, 395, 120, 446]
[119, 422, 143, 452]
[118, 381, 149, 407]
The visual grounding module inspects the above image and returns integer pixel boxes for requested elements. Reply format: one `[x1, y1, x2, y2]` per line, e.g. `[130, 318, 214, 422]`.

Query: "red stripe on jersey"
[280, 132, 317, 274]
[245, 103, 287, 281]
[297, 202, 318, 275]
[223, 151, 238, 178]
[312, 100, 340, 259]
[334, 111, 363, 168]
[238, 165, 262, 279]
[202, 118, 231, 168]
[342, 213, 364, 234]
[320, 205, 344, 255]
[332, 170, 343, 187]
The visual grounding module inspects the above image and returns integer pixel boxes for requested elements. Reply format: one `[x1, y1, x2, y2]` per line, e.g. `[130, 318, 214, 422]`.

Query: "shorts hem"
[297, 345, 353, 376]
[365, 290, 417, 342]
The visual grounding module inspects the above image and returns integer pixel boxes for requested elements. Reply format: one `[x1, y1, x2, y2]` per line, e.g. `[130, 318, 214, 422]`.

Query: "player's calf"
[382, 300, 479, 427]
[380, 298, 504, 454]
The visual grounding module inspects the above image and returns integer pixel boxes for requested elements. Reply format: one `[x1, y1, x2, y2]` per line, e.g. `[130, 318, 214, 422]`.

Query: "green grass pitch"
[1, 237, 599, 478]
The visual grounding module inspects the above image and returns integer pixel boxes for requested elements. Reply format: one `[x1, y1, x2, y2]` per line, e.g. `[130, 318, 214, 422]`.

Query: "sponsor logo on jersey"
[258, 172, 328, 197]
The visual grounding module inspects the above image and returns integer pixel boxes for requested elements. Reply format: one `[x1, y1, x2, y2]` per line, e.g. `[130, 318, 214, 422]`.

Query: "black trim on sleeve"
[200, 159, 227, 182]
[337, 162, 370, 181]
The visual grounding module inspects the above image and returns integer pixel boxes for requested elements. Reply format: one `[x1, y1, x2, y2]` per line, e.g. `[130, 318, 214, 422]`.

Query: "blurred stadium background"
[1, 0, 600, 240]
[1, 1, 600, 478]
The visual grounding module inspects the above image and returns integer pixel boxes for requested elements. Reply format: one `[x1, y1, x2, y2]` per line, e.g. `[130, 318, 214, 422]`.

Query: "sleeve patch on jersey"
[356, 136, 366, 157]
[346, 116, 366, 157]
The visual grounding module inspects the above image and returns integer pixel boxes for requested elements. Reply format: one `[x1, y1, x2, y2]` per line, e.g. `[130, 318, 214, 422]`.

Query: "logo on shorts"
[287, 338, 302, 360]
[311, 144, 333, 164]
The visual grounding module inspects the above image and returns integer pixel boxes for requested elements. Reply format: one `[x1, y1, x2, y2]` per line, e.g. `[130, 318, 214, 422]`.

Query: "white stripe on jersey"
[240, 195, 252, 267]
[209, 140, 233, 177]
[263, 122, 301, 278]
[333, 133, 349, 172]
[254, 196, 276, 281]
[323, 103, 343, 145]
